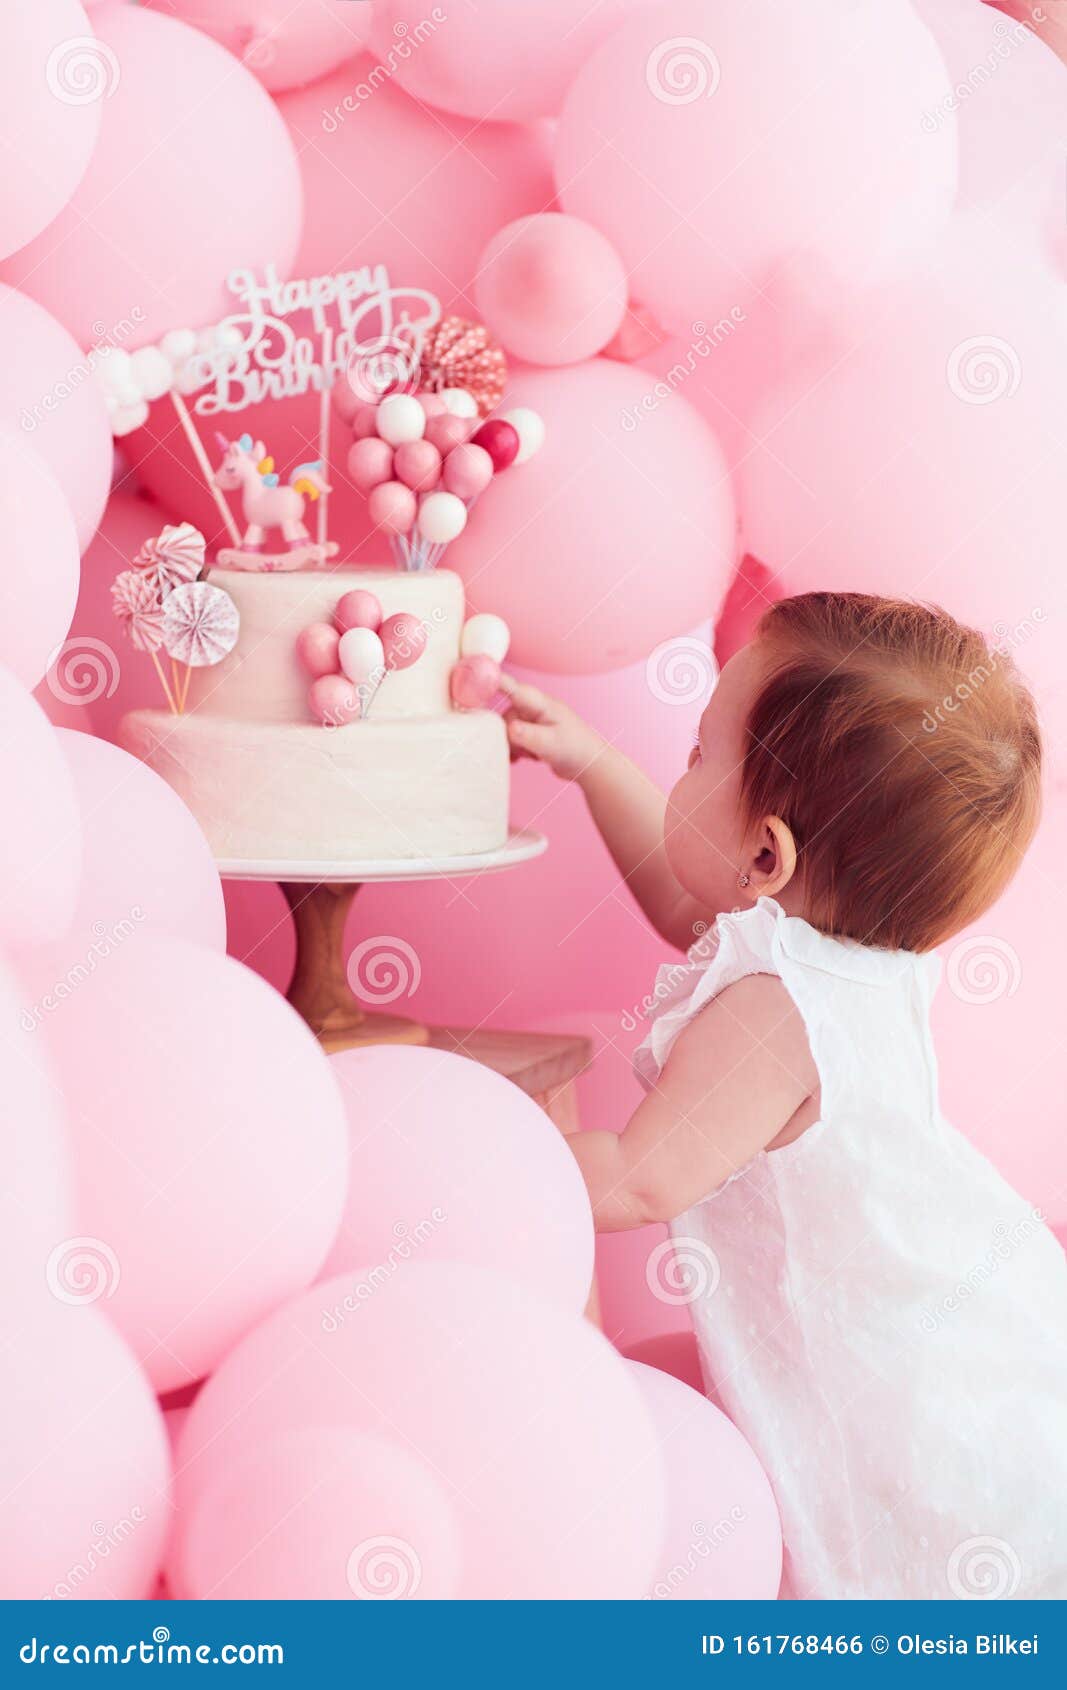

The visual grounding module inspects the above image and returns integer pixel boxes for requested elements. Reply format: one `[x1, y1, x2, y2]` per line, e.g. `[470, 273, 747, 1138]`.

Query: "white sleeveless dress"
[633, 898, 1067, 1600]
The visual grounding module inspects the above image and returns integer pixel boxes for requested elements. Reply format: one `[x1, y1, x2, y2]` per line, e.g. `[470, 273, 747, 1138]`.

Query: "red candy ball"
[471, 419, 520, 472]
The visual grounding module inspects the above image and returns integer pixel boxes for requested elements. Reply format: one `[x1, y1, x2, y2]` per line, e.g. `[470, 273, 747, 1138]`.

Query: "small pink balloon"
[443, 442, 494, 500]
[332, 381, 361, 426]
[333, 589, 382, 634]
[394, 437, 443, 492]
[367, 480, 417, 536]
[425, 412, 472, 455]
[380, 611, 428, 671]
[309, 673, 360, 726]
[347, 436, 394, 493]
[450, 653, 501, 709]
[295, 621, 341, 678]
[471, 418, 520, 472]
[351, 402, 380, 440]
[418, 389, 447, 418]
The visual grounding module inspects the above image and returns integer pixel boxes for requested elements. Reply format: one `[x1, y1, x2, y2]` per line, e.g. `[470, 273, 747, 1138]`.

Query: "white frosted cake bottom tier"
[121, 709, 510, 864]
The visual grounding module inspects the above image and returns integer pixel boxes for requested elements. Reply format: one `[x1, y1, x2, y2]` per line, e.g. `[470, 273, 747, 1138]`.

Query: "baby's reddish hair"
[741, 593, 1042, 952]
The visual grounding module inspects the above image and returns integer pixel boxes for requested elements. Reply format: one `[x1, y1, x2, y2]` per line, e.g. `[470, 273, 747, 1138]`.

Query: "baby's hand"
[500, 676, 603, 782]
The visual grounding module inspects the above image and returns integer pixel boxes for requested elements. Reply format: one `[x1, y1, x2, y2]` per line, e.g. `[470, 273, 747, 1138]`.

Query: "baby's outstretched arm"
[569, 975, 818, 1231]
[501, 676, 708, 951]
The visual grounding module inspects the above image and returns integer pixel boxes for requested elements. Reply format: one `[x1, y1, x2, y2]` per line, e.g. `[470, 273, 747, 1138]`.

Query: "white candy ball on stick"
[377, 392, 427, 446]
[440, 386, 479, 419]
[499, 407, 545, 463]
[461, 613, 511, 663]
[418, 490, 468, 545]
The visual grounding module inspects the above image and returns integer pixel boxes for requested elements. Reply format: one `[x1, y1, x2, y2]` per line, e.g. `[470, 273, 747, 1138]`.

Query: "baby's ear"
[746, 814, 797, 899]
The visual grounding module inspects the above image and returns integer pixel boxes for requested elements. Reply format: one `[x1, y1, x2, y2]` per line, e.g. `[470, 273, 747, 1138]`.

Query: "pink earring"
[738, 872, 751, 889]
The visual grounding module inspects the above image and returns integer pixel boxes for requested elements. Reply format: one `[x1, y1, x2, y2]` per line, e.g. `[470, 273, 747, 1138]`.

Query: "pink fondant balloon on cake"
[0, 431, 80, 689]
[333, 591, 382, 635]
[0, 3, 103, 261]
[169, 1262, 664, 1599]
[16, 937, 348, 1392]
[309, 672, 360, 727]
[143, 0, 370, 93]
[451, 654, 501, 710]
[296, 621, 341, 678]
[476, 214, 628, 366]
[0, 5, 303, 349]
[448, 360, 735, 672]
[0, 665, 82, 948]
[380, 612, 429, 671]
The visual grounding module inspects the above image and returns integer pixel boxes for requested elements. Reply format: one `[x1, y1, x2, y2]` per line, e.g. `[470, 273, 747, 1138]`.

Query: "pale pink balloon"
[176, 1429, 461, 1600]
[0, 1296, 170, 1599]
[0, 284, 111, 551]
[333, 590, 382, 635]
[347, 436, 394, 494]
[555, 0, 957, 332]
[476, 214, 628, 366]
[623, 1331, 705, 1395]
[448, 360, 736, 672]
[425, 412, 472, 456]
[442, 443, 493, 501]
[296, 621, 341, 678]
[309, 672, 360, 727]
[450, 653, 501, 709]
[0, 954, 71, 1289]
[367, 480, 417, 536]
[16, 937, 348, 1391]
[417, 390, 447, 419]
[0, 5, 302, 349]
[394, 438, 443, 492]
[0, 4, 102, 261]
[143, 0, 370, 93]
[369, 0, 653, 121]
[170, 1262, 665, 1599]
[379, 612, 428, 671]
[0, 430, 79, 688]
[54, 729, 224, 954]
[321, 1045, 594, 1309]
[351, 403, 381, 441]
[627, 1361, 782, 1600]
[0, 666, 82, 947]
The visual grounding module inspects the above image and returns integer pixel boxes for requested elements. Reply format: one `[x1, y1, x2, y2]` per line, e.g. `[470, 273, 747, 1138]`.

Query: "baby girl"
[503, 591, 1067, 1601]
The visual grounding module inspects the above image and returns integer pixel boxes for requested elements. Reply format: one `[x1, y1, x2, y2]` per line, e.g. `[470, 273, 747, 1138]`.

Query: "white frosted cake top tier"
[185, 566, 465, 724]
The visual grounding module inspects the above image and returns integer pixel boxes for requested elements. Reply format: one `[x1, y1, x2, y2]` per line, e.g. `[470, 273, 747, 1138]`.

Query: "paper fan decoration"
[135, 521, 206, 592]
[162, 582, 240, 668]
[111, 570, 165, 653]
[419, 316, 508, 416]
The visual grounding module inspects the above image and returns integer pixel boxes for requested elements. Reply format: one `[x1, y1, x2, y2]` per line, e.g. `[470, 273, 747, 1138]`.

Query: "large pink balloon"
[555, 0, 957, 332]
[627, 1360, 782, 1599]
[0, 285, 111, 550]
[0, 665, 82, 947]
[0, 4, 102, 260]
[475, 214, 628, 366]
[0, 955, 71, 1290]
[369, 0, 654, 121]
[0, 1296, 170, 1599]
[144, 0, 369, 92]
[448, 360, 735, 671]
[321, 1044, 594, 1311]
[0, 4, 302, 350]
[55, 729, 226, 953]
[170, 1262, 664, 1598]
[0, 430, 80, 688]
[17, 937, 348, 1391]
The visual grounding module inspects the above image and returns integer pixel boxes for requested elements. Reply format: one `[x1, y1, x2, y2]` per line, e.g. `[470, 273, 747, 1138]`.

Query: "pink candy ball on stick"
[425, 413, 471, 455]
[309, 673, 360, 727]
[351, 403, 381, 440]
[380, 612, 429, 671]
[394, 438, 443, 492]
[295, 621, 341, 678]
[347, 435, 393, 492]
[334, 590, 382, 634]
[451, 653, 501, 709]
[367, 479, 417, 535]
[443, 443, 494, 500]
[418, 389, 447, 418]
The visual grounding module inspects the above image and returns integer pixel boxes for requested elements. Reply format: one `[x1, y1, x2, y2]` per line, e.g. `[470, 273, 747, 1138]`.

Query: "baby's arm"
[569, 975, 818, 1231]
[501, 677, 708, 951]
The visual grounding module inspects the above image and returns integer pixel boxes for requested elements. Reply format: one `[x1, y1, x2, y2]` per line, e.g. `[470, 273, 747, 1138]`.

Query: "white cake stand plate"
[219, 829, 547, 1051]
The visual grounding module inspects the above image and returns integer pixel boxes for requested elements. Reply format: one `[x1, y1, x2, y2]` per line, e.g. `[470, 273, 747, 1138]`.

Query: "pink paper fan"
[135, 521, 206, 592]
[162, 582, 240, 668]
[111, 570, 165, 653]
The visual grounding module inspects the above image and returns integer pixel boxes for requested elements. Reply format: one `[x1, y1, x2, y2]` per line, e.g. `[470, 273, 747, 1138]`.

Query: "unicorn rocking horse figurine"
[212, 433, 339, 570]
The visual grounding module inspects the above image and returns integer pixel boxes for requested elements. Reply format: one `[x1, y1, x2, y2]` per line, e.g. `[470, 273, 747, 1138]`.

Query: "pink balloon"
[0, 284, 111, 551]
[448, 361, 736, 672]
[0, 955, 71, 1289]
[1, 1296, 170, 1599]
[177, 1429, 461, 1599]
[16, 937, 348, 1391]
[296, 620, 342, 678]
[417, 390, 447, 419]
[0, 666, 81, 948]
[309, 672, 360, 727]
[394, 438, 443, 492]
[170, 1261, 665, 1599]
[379, 611, 428, 671]
[347, 436, 394, 494]
[425, 413, 473, 457]
[332, 380, 361, 427]
[321, 1046, 594, 1310]
[369, 0, 653, 121]
[143, 0, 370, 93]
[476, 214, 628, 366]
[0, 4, 102, 261]
[623, 1331, 705, 1395]
[471, 418, 520, 472]
[351, 403, 381, 441]
[442, 442, 494, 500]
[450, 653, 501, 709]
[333, 591, 382, 635]
[555, 0, 957, 332]
[0, 430, 79, 689]
[54, 728, 226, 952]
[627, 1361, 782, 1600]
[367, 480, 417, 536]
[0, 5, 302, 349]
